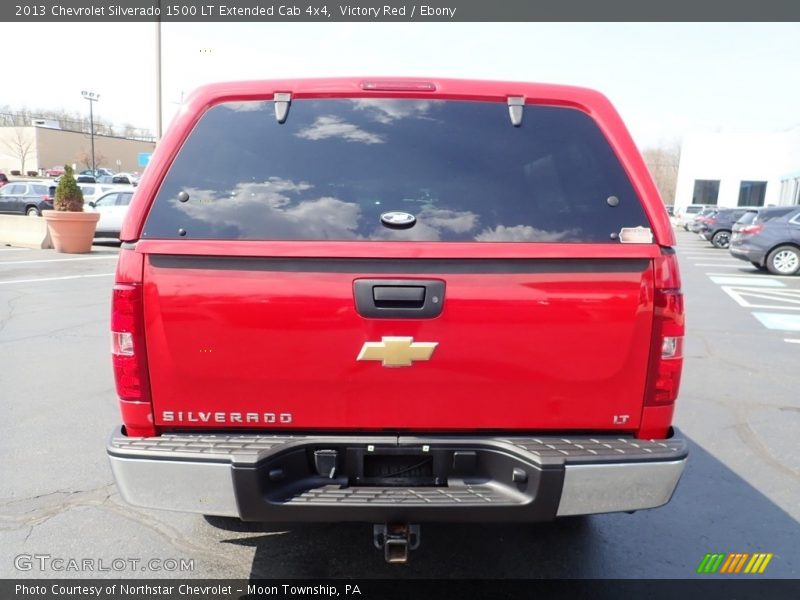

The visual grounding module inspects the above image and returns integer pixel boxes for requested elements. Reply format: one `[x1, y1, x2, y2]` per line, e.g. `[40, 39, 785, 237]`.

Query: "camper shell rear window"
[142, 99, 650, 242]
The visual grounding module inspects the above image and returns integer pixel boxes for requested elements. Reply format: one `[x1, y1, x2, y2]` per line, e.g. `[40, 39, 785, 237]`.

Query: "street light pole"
[155, 20, 162, 139]
[81, 90, 100, 175]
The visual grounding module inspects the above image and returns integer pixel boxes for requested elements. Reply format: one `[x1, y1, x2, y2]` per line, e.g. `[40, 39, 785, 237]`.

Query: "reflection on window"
[144, 99, 649, 242]
[296, 116, 385, 145]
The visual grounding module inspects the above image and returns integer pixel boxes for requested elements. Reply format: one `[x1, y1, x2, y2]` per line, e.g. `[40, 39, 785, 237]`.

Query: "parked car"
[688, 207, 719, 233]
[78, 183, 124, 205]
[0, 180, 56, 216]
[675, 204, 714, 230]
[698, 208, 759, 249]
[45, 166, 65, 177]
[730, 206, 800, 274]
[110, 172, 139, 186]
[77, 168, 114, 179]
[84, 188, 135, 238]
[0, 173, 8, 188]
[730, 210, 762, 246]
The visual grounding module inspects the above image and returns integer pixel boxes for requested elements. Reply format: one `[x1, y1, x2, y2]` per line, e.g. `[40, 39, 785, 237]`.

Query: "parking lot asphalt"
[0, 232, 797, 579]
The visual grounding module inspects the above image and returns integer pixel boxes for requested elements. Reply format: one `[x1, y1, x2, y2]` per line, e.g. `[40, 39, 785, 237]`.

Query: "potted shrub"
[42, 165, 100, 253]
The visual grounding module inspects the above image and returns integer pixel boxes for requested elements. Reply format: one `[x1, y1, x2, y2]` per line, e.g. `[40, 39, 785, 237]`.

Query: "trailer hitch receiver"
[373, 523, 421, 564]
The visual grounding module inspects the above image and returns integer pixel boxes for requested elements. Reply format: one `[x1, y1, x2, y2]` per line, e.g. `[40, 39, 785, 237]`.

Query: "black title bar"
[3, 579, 800, 600]
[4, 0, 800, 21]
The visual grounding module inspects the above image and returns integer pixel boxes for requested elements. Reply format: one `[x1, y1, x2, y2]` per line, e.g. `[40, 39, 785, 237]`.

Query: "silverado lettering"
[107, 78, 687, 563]
[161, 411, 293, 424]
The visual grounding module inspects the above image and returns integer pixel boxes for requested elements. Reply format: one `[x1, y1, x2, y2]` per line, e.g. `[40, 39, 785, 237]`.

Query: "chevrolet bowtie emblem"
[357, 336, 438, 368]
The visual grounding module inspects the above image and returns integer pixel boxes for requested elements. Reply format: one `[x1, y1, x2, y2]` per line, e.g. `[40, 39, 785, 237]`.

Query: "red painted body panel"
[143, 257, 655, 431]
[134, 240, 663, 260]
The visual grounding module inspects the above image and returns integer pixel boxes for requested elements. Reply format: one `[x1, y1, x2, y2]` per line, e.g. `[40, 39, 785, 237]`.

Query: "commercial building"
[674, 128, 800, 211]
[0, 124, 155, 176]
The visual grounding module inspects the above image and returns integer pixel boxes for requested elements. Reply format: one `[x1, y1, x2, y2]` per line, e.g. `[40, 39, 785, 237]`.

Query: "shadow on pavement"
[204, 436, 798, 578]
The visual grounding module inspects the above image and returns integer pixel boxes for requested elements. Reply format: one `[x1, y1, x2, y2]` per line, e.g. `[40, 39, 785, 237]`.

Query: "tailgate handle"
[373, 286, 425, 308]
[354, 279, 445, 319]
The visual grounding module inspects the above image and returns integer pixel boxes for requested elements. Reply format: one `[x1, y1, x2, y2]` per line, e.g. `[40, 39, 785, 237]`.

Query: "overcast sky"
[4, 22, 799, 148]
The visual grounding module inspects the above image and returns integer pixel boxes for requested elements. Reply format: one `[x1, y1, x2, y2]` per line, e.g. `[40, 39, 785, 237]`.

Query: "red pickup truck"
[107, 78, 686, 562]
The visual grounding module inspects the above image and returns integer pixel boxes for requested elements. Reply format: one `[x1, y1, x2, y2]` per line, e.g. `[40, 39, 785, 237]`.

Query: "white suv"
[675, 204, 715, 230]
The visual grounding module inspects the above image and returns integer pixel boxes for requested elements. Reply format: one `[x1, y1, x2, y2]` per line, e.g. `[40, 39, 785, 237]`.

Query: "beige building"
[0, 125, 155, 176]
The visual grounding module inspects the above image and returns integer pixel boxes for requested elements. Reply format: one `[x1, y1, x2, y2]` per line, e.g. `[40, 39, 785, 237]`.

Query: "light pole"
[81, 90, 100, 175]
[155, 21, 162, 139]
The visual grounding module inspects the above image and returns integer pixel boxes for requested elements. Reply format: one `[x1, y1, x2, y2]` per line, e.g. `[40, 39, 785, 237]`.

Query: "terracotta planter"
[42, 210, 100, 254]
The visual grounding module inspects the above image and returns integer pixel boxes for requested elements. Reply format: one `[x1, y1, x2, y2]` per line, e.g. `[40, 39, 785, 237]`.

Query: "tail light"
[111, 284, 150, 400]
[740, 224, 763, 236]
[644, 252, 684, 407]
[111, 250, 155, 436]
[639, 251, 684, 439]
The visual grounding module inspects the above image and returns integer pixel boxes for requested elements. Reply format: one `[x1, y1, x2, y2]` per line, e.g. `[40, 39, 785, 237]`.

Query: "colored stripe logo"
[697, 553, 773, 574]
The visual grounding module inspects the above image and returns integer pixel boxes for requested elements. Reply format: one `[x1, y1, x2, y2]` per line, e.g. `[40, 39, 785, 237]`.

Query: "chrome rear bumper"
[108, 427, 687, 521]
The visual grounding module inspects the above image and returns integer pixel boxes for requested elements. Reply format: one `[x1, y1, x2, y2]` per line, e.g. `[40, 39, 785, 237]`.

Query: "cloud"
[351, 99, 437, 124]
[295, 116, 384, 144]
[418, 206, 478, 234]
[174, 178, 363, 239]
[368, 205, 479, 241]
[225, 101, 271, 112]
[475, 224, 581, 242]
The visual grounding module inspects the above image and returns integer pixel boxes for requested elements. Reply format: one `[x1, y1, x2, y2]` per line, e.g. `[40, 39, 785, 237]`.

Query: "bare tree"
[122, 123, 138, 138]
[2, 128, 35, 174]
[76, 149, 108, 170]
[642, 143, 681, 205]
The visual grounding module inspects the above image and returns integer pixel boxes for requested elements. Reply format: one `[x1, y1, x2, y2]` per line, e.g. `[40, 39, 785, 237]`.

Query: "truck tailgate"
[143, 254, 654, 431]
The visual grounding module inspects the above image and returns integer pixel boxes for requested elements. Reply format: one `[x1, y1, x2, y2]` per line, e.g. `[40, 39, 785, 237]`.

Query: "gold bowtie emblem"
[357, 336, 438, 368]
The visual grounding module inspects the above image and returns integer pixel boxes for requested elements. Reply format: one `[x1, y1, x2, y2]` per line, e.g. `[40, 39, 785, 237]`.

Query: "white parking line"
[694, 263, 747, 268]
[721, 286, 800, 310]
[0, 256, 118, 266]
[0, 273, 115, 286]
[784, 338, 800, 344]
[752, 312, 800, 332]
[709, 276, 785, 287]
[706, 272, 800, 281]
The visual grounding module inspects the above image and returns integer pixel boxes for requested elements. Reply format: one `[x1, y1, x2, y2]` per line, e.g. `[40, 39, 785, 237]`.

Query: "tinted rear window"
[756, 207, 796, 223]
[736, 212, 757, 225]
[143, 99, 650, 242]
